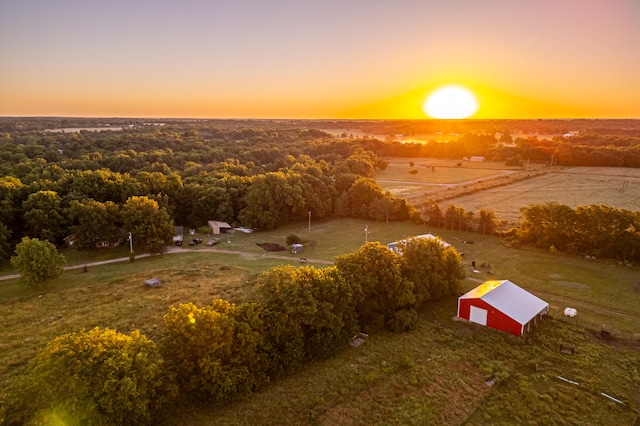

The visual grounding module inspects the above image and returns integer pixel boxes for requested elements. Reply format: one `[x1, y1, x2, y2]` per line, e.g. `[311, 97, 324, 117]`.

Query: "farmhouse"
[457, 280, 548, 336]
[208, 220, 232, 235]
[387, 233, 451, 254]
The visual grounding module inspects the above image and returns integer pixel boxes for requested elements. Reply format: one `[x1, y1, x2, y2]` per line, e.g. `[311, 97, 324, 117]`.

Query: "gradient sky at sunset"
[1, 0, 639, 119]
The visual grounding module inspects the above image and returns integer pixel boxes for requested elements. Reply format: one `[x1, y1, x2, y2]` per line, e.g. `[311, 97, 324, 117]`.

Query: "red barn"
[457, 280, 548, 336]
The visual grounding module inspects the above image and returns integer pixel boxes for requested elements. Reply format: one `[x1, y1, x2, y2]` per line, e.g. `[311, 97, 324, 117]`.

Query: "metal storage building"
[457, 280, 548, 336]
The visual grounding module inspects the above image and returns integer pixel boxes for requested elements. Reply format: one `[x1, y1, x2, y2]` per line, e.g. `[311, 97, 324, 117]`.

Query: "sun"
[422, 85, 479, 119]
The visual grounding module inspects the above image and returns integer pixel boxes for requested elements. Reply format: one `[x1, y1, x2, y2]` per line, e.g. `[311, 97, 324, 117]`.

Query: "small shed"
[457, 280, 548, 336]
[208, 220, 232, 235]
[291, 243, 304, 254]
[144, 278, 161, 288]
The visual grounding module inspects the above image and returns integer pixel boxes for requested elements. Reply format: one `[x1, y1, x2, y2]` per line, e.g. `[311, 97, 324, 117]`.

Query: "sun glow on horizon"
[423, 85, 480, 119]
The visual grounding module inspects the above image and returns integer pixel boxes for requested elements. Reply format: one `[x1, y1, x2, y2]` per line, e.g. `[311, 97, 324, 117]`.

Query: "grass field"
[1, 217, 639, 424]
[375, 160, 640, 226]
[427, 166, 640, 225]
[159, 307, 640, 425]
[376, 157, 523, 199]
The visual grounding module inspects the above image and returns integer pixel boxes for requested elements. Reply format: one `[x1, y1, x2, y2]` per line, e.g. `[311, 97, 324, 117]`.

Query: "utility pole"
[365, 225, 369, 243]
[129, 232, 133, 253]
[308, 211, 311, 235]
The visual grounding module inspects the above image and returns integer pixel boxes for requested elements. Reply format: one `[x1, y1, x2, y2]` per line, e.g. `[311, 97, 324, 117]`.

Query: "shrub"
[285, 233, 302, 246]
[10, 237, 65, 288]
[409, 168, 418, 174]
[161, 300, 272, 400]
[1, 328, 167, 425]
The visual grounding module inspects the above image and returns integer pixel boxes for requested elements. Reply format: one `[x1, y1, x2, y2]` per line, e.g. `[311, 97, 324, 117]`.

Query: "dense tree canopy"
[1, 328, 166, 425]
[162, 299, 272, 399]
[0, 117, 638, 263]
[68, 199, 121, 250]
[515, 202, 640, 261]
[121, 196, 174, 254]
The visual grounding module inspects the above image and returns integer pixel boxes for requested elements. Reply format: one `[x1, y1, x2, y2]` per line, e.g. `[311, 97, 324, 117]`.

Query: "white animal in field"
[564, 307, 577, 317]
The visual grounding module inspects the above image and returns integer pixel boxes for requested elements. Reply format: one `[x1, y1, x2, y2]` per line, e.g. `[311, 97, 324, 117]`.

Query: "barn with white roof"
[457, 280, 548, 336]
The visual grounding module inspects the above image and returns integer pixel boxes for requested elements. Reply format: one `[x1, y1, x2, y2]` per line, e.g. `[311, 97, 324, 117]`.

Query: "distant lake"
[45, 127, 124, 133]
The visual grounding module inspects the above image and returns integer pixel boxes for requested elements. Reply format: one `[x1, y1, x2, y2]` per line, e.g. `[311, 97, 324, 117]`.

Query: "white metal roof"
[459, 280, 548, 325]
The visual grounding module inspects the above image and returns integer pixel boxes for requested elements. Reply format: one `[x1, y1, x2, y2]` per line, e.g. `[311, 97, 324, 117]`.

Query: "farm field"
[376, 157, 525, 199]
[443, 166, 640, 225]
[376, 160, 640, 225]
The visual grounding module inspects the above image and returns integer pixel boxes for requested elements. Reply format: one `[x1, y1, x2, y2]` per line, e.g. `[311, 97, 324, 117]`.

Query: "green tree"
[444, 204, 465, 231]
[335, 242, 416, 332]
[22, 190, 67, 244]
[121, 196, 173, 254]
[420, 199, 444, 227]
[68, 199, 121, 250]
[188, 184, 235, 227]
[239, 172, 307, 230]
[399, 236, 464, 304]
[11, 237, 65, 287]
[0, 176, 27, 236]
[1, 328, 167, 425]
[162, 299, 271, 400]
[478, 209, 497, 235]
[256, 265, 358, 359]
[0, 221, 12, 260]
[345, 177, 385, 218]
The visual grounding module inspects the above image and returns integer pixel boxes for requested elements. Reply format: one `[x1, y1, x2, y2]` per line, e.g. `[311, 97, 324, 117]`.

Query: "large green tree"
[344, 177, 385, 218]
[238, 172, 307, 230]
[22, 190, 67, 244]
[256, 265, 358, 360]
[162, 299, 271, 400]
[335, 242, 416, 332]
[68, 199, 121, 250]
[0, 222, 12, 261]
[399, 236, 464, 304]
[121, 196, 173, 254]
[11, 237, 65, 287]
[1, 328, 167, 425]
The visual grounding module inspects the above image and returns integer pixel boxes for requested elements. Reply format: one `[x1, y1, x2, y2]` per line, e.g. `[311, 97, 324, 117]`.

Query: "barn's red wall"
[458, 298, 523, 336]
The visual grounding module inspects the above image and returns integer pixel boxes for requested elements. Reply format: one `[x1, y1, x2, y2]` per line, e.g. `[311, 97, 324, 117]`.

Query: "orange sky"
[1, 1, 639, 119]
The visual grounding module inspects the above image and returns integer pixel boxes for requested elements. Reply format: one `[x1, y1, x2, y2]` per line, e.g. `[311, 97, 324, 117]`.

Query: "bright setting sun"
[422, 85, 479, 119]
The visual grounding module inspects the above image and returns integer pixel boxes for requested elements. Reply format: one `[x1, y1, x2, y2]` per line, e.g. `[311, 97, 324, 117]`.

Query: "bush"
[409, 168, 418, 175]
[161, 300, 272, 400]
[1, 328, 167, 425]
[285, 233, 302, 246]
[10, 237, 65, 288]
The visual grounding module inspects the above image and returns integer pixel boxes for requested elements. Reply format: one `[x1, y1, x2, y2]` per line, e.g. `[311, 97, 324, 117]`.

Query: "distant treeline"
[418, 199, 640, 263]
[510, 202, 640, 262]
[1, 119, 639, 260]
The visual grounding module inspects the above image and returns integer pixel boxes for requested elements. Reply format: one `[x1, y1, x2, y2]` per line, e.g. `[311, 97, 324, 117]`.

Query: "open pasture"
[2, 218, 640, 424]
[438, 166, 640, 224]
[377, 157, 521, 198]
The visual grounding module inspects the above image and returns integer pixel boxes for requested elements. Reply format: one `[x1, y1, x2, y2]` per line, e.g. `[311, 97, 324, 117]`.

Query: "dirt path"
[0, 247, 334, 281]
